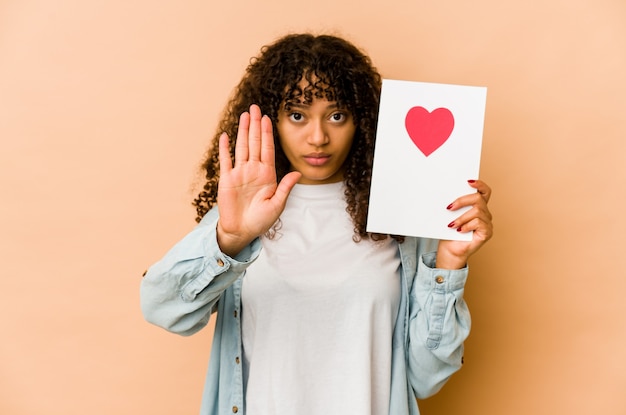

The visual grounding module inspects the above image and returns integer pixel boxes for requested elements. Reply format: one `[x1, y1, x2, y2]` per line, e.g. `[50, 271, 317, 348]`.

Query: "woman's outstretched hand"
[216, 104, 301, 257]
[436, 180, 493, 269]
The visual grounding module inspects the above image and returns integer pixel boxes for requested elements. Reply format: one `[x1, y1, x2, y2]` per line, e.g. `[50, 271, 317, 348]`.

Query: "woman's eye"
[289, 112, 303, 122]
[330, 112, 346, 122]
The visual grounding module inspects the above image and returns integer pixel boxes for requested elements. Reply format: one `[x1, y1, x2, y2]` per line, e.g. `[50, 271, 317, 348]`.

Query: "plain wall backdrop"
[1, 0, 625, 414]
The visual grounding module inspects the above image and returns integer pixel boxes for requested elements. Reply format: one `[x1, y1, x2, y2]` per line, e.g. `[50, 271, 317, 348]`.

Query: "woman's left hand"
[436, 180, 493, 269]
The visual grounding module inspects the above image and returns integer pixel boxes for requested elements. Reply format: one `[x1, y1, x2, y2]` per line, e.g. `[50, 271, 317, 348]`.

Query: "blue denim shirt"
[141, 208, 470, 415]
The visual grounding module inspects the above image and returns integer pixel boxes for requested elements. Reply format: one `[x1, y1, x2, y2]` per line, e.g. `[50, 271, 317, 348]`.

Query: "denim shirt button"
[217, 258, 225, 267]
[232, 406, 239, 413]
[435, 275, 445, 284]
[235, 357, 240, 364]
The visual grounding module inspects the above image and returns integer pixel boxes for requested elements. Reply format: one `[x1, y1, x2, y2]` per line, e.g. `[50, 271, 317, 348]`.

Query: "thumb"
[271, 171, 302, 208]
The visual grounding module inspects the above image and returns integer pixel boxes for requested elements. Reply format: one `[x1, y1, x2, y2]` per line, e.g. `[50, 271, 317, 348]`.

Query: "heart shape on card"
[405, 106, 455, 156]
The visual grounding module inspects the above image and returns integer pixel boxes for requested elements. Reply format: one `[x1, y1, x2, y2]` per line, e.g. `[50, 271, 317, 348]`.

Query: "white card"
[367, 79, 487, 241]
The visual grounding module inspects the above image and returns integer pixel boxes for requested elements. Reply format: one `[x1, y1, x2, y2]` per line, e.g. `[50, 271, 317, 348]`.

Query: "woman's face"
[276, 97, 356, 185]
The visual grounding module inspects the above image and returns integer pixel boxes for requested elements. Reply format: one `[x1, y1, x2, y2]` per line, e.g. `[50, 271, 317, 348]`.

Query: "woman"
[141, 33, 493, 415]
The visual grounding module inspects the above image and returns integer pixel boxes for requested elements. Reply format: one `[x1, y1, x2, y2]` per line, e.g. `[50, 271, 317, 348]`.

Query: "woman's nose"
[307, 121, 329, 146]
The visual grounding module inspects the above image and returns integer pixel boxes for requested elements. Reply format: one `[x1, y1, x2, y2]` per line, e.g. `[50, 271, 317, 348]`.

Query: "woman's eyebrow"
[287, 102, 339, 109]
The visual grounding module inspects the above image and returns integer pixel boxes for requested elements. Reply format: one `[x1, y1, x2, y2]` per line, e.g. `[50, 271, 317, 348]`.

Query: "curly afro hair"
[193, 33, 393, 242]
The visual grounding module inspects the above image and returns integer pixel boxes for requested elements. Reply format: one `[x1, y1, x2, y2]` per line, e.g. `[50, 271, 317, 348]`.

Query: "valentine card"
[367, 79, 487, 241]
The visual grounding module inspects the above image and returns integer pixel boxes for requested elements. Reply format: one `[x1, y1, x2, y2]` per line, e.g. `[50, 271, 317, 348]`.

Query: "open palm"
[216, 105, 301, 257]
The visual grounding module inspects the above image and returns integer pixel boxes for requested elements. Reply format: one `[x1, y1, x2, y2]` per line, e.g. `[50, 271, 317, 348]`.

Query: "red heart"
[405, 106, 455, 156]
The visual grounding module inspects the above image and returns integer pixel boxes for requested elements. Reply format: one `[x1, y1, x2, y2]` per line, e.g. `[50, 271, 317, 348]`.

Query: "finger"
[234, 111, 250, 166]
[447, 204, 492, 230]
[447, 193, 491, 219]
[468, 179, 492, 202]
[248, 104, 262, 162]
[218, 132, 233, 175]
[454, 217, 493, 242]
[260, 114, 275, 164]
[271, 171, 302, 209]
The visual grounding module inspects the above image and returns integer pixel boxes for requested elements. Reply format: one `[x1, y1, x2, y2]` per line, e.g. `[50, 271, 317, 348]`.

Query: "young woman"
[141, 33, 493, 415]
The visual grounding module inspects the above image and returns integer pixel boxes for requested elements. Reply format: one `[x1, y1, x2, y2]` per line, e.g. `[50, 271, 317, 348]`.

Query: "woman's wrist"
[435, 247, 468, 270]
[216, 221, 252, 258]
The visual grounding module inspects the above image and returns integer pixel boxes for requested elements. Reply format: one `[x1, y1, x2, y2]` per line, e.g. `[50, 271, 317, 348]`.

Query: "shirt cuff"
[416, 251, 468, 292]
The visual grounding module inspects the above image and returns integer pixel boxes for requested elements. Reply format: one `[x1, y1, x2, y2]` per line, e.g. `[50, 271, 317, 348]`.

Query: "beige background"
[1, 0, 625, 414]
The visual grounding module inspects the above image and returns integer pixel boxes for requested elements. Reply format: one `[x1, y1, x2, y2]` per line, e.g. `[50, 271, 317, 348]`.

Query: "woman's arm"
[141, 104, 300, 335]
[406, 250, 470, 399]
[140, 208, 261, 336]
[406, 180, 492, 397]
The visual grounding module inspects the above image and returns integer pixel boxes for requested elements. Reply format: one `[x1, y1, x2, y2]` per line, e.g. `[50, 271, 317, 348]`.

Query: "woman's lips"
[303, 153, 331, 166]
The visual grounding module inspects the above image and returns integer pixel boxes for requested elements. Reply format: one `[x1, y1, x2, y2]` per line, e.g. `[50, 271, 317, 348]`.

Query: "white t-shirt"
[241, 182, 401, 415]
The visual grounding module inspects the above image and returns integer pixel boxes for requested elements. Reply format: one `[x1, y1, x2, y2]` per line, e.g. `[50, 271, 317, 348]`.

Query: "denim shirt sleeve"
[140, 208, 261, 336]
[407, 249, 470, 399]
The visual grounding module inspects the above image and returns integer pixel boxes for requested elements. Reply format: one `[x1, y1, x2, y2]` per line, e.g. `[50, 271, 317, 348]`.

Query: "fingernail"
[468, 179, 476, 184]
[448, 221, 455, 228]
[456, 227, 463, 232]
[446, 203, 454, 210]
